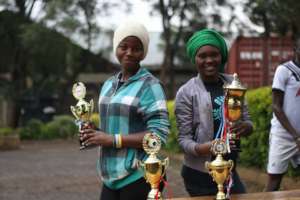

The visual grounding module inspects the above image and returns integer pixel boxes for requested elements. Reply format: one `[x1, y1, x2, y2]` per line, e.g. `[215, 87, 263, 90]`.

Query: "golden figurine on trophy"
[139, 133, 168, 200]
[206, 139, 234, 200]
[224, 73, 247, 151]
[70, 82, 94, 150]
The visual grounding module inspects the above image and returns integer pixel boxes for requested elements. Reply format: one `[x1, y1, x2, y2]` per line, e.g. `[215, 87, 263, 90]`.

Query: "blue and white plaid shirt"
[97, 67, 170, 189]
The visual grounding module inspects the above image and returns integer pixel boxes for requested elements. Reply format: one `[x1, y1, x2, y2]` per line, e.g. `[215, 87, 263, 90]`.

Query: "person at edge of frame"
[175, 28, 253, 197]
[265, 38, 300, 191]
[80, 20, 170, 200]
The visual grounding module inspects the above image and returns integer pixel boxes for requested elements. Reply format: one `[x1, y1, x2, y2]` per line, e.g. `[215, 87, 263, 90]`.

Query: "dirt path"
[1, 140, 300, 200]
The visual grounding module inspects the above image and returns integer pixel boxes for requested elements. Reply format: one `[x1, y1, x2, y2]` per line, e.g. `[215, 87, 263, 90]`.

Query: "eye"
[118, 44, 127, 51]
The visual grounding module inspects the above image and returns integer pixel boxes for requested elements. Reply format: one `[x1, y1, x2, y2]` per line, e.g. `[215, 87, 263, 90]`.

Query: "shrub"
[19, 115, 77, 140]
[240, 87, 272, 169]
[0, 127, 14, 136]
[18, 119, 44, 140]
[43, 115, 77, 139]
[164, 101, 181, 152]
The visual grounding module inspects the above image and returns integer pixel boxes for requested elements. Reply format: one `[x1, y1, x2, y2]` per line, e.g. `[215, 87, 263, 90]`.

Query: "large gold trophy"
[205, 139, 234, 200]
[70, 82, 94, 150]
[205, 73, 246, 200]
[139, 133, 169, 200]
[223, 73, 247, 151]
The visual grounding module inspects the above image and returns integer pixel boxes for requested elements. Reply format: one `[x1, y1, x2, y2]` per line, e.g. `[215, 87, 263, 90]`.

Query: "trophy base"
[215, 191, 228, 200]
[148, 189, 162, 200]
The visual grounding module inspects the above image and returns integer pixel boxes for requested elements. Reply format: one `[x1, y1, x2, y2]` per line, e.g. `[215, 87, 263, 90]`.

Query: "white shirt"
[271, 61, 300, 138]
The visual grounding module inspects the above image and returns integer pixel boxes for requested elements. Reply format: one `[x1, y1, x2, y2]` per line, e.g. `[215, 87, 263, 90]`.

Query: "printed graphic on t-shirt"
[212, 96, 224, 121]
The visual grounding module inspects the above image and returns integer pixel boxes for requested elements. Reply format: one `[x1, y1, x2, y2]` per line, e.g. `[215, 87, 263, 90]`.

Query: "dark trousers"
[181, 165, 246, 197]
[100, 177, 165, 200]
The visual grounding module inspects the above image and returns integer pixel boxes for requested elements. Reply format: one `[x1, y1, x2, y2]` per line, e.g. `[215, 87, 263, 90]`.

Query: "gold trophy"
[139, 133, 169, 200]
[70, 82, 94, 150]
[223, 73, 247, 151]
[206, 139, 234, 200]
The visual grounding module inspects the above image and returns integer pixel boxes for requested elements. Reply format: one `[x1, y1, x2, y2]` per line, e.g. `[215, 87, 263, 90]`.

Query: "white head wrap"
[113, 20, 150, 59]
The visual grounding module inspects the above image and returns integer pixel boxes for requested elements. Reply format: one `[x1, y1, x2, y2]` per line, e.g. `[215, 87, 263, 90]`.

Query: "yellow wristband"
[118, 134, 122, 148]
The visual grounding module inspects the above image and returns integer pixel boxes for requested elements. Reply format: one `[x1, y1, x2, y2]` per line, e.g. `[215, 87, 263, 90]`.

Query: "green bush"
[0, 127, 14, 136]
[240, 87, 272, 169]
[43, 115, 77, 139]
[164, 101, 181, 152]
[19, 115, 77, 140]
[18, 119, 44, 139]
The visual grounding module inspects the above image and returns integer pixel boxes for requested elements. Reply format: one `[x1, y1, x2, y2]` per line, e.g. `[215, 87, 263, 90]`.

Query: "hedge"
[240, 87, 272, 169]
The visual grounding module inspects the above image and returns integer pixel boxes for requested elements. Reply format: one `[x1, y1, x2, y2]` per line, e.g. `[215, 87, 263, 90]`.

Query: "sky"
[97, 0, 163, 32]
[96, 0, 264, 33]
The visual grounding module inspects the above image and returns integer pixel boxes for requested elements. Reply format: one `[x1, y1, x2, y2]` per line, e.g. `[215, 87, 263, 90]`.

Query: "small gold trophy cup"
[139, 133, 169, 200]
[223, 73, 247, 151]
[206, 139, 234, 200]
[70, 82, 94, 150]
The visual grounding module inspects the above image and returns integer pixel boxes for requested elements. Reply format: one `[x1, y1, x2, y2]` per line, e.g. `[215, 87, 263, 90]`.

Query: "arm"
[175, 87, 211, 156]
[80, 129, 147, 148]
[272, 89, 299, 140]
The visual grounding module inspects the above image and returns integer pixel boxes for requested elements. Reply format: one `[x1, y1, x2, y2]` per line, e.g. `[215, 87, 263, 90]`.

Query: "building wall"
[227, 36, 294, 88]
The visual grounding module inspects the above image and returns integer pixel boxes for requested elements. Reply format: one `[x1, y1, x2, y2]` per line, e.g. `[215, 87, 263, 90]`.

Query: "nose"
[125, 48, 133, 56]
[205, 56, 214, 63]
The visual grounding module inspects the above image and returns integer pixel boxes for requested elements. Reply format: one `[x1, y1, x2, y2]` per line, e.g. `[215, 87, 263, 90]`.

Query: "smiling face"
[116, 36, 144, 75]
[195, 45, 222, 82]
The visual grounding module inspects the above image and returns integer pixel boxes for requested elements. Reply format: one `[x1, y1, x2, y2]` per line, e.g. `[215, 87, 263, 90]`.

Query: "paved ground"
[0, 140, 187, 200]
[1, 140, 300, 200]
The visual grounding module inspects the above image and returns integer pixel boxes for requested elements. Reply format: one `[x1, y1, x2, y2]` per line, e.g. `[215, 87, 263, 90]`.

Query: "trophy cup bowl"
[224, 73, 247, 151]
[205, 139, 234, 200]
[139, 133, 168, 200]
[70, 82, 94, 150]
[227, 98, 242, 122]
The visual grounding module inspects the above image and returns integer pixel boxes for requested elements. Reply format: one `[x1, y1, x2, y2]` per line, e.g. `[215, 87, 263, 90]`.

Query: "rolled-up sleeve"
[175, 87, 198, 156]
[139, 82, 170, 144]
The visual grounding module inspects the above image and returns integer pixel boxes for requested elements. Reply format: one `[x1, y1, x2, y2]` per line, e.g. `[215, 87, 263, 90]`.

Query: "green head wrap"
[186, 28, 228, 73]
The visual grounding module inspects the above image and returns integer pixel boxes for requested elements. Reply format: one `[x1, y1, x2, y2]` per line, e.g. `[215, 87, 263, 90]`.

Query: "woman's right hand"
[80, 129, 113, 147]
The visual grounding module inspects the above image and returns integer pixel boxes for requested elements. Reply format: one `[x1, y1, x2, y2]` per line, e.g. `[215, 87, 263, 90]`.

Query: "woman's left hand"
[80, 129, 113, 147]
[230, 121, 253, 138]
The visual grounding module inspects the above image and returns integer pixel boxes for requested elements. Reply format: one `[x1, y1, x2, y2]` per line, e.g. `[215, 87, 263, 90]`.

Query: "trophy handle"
[89, 99, 94, 114]
[138, 160, 145, 170]
[205, 161, 212, 175]
[70, 106, 79, 120]
[161, 157, 169, 177]
[137, 160, 148, 180]
[228, 160, 234, 171]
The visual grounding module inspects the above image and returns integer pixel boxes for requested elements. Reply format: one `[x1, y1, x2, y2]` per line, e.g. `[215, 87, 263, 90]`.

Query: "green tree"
[0, 0, 124, 127]
[244, 0, 300, 38]
[146, 0, 235, 98]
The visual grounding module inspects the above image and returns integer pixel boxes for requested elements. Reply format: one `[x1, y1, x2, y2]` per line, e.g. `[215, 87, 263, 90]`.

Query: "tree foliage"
[244, 0, 300, 38]
[146, 0, 237, 98]
[0, 0, 123, 127]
